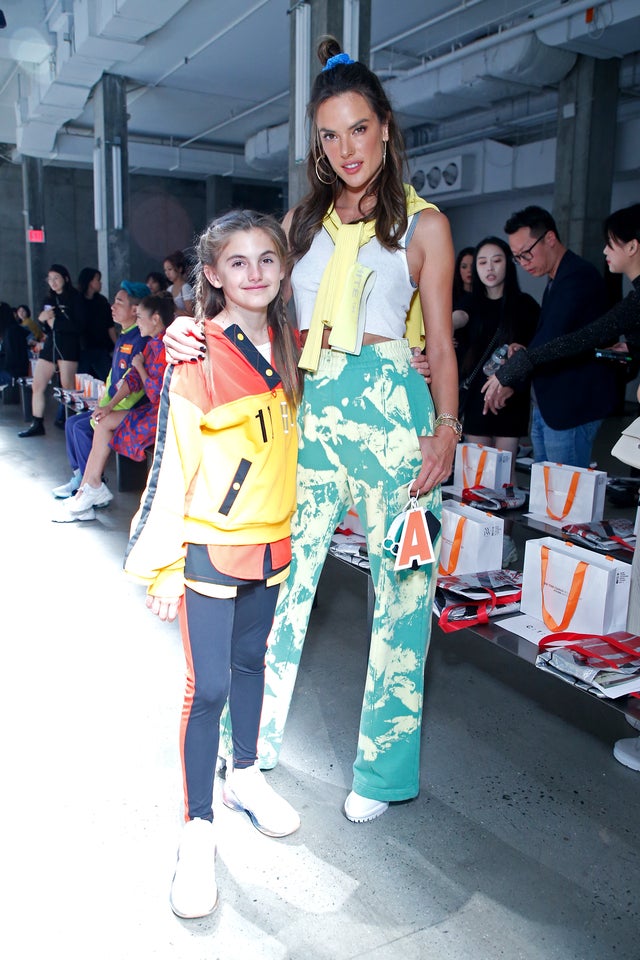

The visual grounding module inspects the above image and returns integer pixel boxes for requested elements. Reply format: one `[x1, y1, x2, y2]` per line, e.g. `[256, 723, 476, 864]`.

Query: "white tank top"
[291, 216, 419, 339]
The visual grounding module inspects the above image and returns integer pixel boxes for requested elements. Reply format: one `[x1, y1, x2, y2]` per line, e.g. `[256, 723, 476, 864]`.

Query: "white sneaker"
[52, 503, 96, 523]
[170, 818, 218, 919]
[626, 714, 640, 732]
[69, 482, 113, 513]
[343, 791, 389, 823]
[222, 764, 300, 837]
[52, 470, 82, 499]
[613, 736, 640, 772]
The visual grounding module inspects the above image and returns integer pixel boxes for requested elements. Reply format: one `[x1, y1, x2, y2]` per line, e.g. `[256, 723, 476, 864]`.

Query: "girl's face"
[204, 228, 285, 315]
[147, 275, 161, 294]
[136, 305, 161, 338]
[17, 306, 28, 320]
[47, 271, 66, 294]
[164, 261, 179, 283]
[475, 244, 507, 294]
[459, 255, 473, 290]
[316, 91, 388, 195]
[88, 273, 102, 296]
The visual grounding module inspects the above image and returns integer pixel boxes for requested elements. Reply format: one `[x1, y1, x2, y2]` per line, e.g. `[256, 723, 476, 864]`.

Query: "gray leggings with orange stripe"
[178, 582, 278, 821]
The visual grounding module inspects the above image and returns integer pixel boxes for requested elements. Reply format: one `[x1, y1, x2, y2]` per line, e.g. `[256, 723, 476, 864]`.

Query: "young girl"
[124, 211, 302, 919]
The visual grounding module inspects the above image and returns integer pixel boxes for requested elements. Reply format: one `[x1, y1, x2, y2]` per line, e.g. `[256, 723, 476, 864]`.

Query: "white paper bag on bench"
[439, 502, 503, 576]
[520, 536, 630, 634]
[528, 461, 606, 525]
[453, 443, 512, 491]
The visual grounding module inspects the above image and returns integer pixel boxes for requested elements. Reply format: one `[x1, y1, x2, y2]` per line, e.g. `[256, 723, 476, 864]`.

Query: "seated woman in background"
[145, 271, 169, 295]
[77, 267, 116, 382]
[163, 250, 194, 317]
[0, 301, 29, 386]
[459, 236, 539, 481]
[15, 304, 45, 345]
[55, 292, 174, 521]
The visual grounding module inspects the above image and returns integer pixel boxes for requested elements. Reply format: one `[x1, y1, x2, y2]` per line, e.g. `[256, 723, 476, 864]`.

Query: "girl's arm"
[409, 209, 459, 494]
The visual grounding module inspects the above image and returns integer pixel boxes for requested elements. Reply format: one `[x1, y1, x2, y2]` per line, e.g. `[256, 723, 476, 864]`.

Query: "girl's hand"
[410, 347, 432, 384]
[146, 594, 181, 622]
[412, 430, 457, 494]
[93, 403, 114, 423]
[131, 352, 145, 373]
[39, 308, 55, 328]
[507, 342, 526, 358]
[164, 316, 204, 364]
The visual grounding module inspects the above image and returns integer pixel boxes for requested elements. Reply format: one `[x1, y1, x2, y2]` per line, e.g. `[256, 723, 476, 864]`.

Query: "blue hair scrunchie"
[322, 52, 355, 72]
[120, 280, 151, 299]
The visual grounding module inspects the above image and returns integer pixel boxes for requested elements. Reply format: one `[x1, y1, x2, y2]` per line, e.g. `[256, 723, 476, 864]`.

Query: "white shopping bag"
[528, 461, 606, 525]
[520, 536, 630, 634]
[453, 443, 512, 492]
[439, 501, 503, 576]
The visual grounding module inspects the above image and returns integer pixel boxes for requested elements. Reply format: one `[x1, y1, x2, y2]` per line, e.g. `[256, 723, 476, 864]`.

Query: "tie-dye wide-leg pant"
[256, 340, 441, 802]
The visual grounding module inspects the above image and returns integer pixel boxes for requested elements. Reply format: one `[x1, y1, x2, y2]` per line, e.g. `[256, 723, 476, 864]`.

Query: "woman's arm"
[409, 209, 459, 494]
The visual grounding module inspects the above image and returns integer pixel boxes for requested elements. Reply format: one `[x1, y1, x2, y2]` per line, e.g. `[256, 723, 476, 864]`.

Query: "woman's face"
[459, 255, 473, 290]
[315, 91, 388, 194]
[136, 305, 160, 338]
[475, 244, 507, 294]
[47, 271, 66, 294]
[88, 273, 102, 297]
[147, 275, 162, 294]
[164, 261, 179, 283]
[603, 234, 627, 274]
[17, 306, 28, 320]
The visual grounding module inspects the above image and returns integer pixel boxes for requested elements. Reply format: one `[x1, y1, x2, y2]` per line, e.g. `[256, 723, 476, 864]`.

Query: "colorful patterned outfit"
[111, 336, 166, 461]
[252, 196, 442, 803]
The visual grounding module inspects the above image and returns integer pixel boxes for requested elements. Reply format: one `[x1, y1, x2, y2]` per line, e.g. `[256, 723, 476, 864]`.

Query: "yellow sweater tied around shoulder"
[298, 184, 439, 373]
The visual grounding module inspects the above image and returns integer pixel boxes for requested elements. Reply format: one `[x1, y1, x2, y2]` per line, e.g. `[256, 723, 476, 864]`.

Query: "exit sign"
[28, 228, 45, 243]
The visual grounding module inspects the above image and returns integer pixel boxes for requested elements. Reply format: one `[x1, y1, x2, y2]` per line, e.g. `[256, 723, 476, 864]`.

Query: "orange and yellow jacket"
[124, 319, 298, 599]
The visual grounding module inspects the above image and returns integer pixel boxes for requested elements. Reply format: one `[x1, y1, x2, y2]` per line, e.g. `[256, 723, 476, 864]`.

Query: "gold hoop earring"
[382, 140, 387, 168]
[315, 154, 337, 185]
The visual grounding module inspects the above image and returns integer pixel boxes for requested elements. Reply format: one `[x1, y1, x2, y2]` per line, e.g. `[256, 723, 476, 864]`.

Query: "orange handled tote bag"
[528, 462, 606, 526]
[520, 536, 631, 634]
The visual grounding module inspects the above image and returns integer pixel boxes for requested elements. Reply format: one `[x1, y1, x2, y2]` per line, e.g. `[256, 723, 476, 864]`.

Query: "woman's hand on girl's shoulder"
[164, 315, 204, 364]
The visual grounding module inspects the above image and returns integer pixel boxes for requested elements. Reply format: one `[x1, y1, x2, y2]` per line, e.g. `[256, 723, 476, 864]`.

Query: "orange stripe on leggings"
[178, 600, 195, 823]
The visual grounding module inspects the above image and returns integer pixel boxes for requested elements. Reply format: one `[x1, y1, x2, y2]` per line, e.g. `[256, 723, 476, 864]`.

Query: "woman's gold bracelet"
[434, 413, 462, 440]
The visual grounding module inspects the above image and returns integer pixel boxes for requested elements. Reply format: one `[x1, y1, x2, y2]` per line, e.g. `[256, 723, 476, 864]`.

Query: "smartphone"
[594, 348, 633, 363]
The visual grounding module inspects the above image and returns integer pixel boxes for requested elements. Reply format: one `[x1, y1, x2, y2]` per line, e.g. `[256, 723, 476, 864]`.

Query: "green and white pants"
[258, 340, 441, 802]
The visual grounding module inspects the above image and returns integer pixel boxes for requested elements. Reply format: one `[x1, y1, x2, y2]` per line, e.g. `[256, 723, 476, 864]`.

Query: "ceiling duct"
[15, 0, 189, 158]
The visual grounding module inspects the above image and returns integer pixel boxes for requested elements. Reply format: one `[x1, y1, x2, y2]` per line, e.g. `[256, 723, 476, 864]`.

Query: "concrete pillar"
[205, 175, 234, 223]
[22, 156, 47, 316]
[553, 54, 620, 269]
[288, 0, 371, 209]
[94, 74, 130, 298]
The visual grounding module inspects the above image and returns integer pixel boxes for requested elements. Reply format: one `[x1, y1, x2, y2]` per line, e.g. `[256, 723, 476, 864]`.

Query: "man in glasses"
[502, 205, 618, 467]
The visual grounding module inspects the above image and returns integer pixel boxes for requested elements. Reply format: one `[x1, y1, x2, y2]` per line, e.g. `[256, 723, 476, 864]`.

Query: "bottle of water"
[483, 343, 509, 377]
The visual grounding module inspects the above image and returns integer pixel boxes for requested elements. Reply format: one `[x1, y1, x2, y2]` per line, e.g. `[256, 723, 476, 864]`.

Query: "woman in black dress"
[460, 236, 539, 480]
[19, 263, 83, 437]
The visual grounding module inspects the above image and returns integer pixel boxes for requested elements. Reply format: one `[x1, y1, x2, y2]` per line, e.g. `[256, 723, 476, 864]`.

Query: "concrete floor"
[1, 394, 639, 960]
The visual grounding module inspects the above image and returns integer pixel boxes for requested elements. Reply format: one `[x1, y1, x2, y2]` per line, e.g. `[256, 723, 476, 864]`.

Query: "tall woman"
[164, 38, 459, 823]
[19, 263, 83, 437]
[459, 236, 539, 478]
